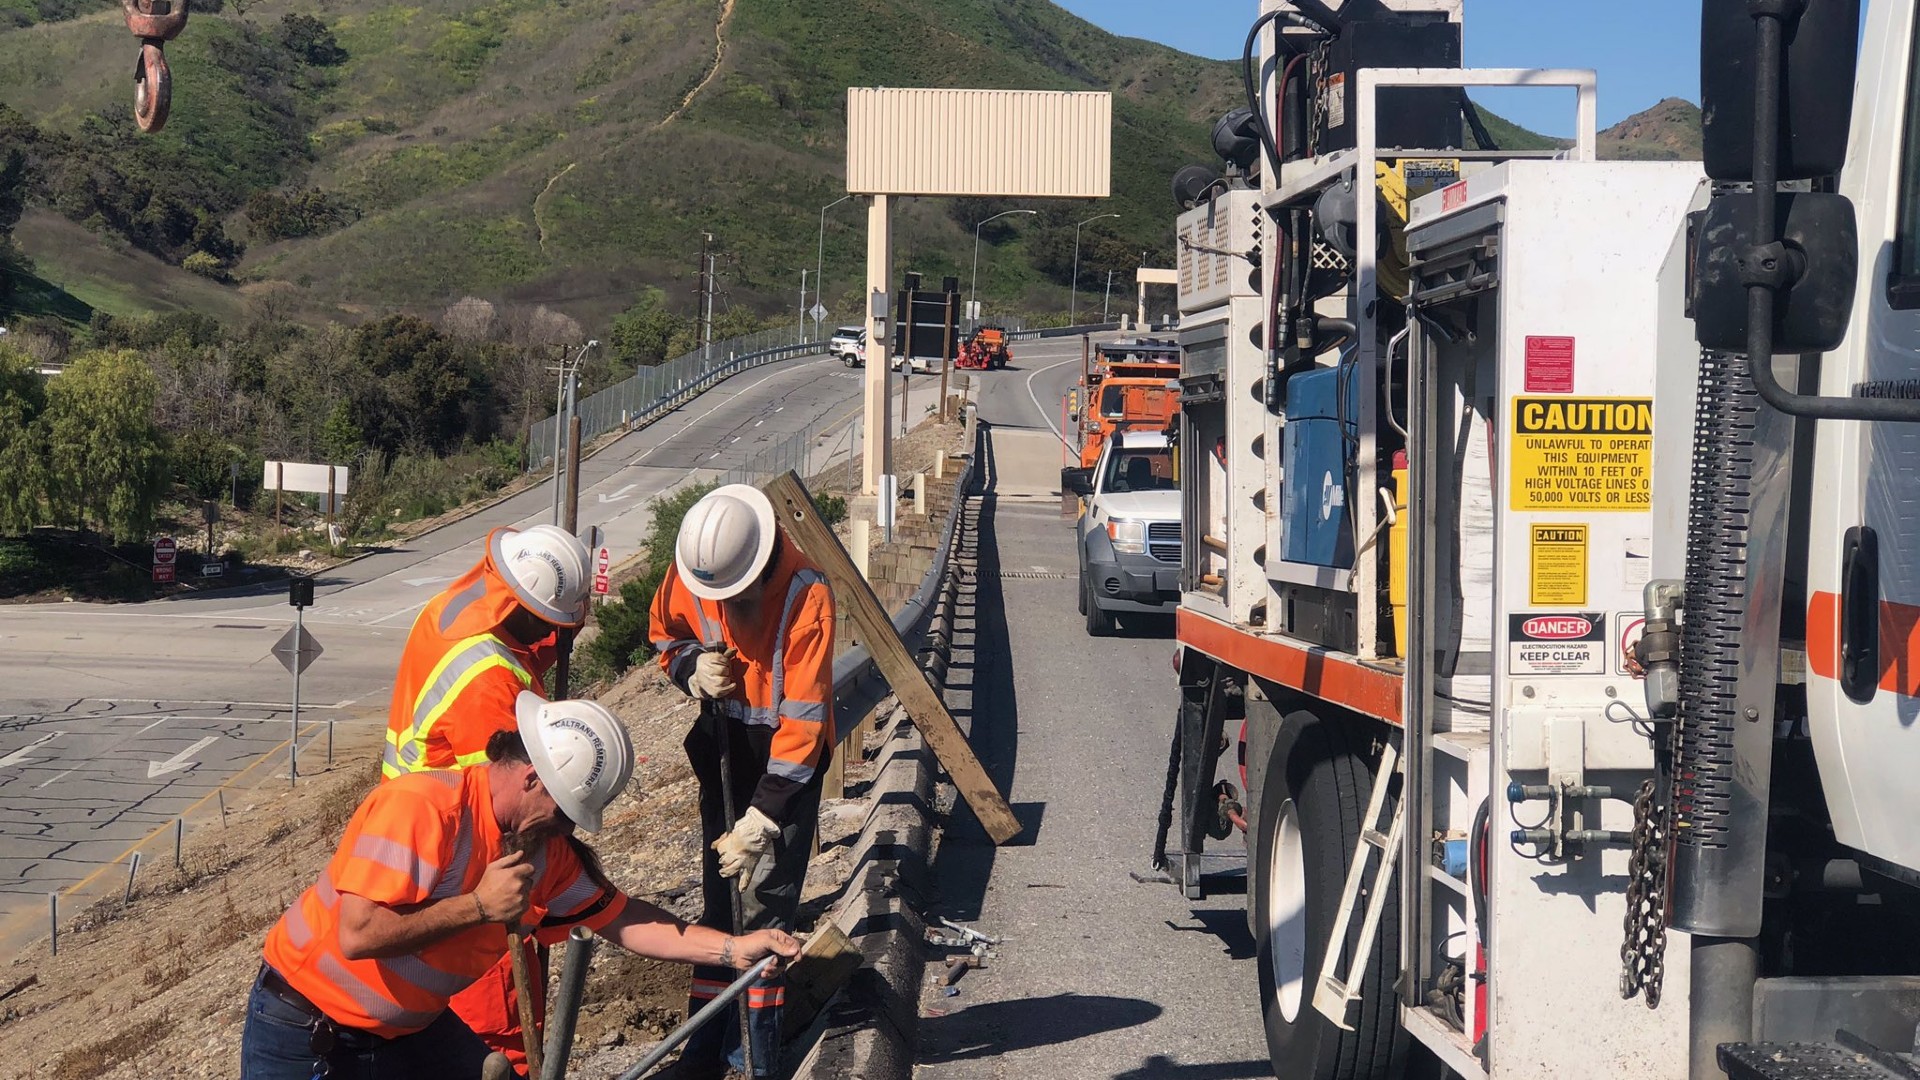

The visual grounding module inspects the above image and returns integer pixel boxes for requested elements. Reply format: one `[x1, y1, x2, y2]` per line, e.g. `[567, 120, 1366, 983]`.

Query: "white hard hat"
[491, 525, 591, 627]
[674, 485, 777, 601]
[514, 692, 635, 833]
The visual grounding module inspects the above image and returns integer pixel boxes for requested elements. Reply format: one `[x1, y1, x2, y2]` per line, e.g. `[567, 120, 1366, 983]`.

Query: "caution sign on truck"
[1509, 397, 1652, 511]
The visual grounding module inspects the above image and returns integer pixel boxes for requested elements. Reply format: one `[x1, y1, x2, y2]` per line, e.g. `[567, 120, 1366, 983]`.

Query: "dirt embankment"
[0, 666, 714, 1080]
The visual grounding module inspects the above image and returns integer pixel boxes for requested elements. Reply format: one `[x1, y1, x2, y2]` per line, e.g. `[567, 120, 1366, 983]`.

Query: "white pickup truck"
[1063, 430, 1181, 636]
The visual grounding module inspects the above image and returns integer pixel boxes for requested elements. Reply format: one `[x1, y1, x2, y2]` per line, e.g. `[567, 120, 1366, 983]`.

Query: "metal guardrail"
[1005, 321, 1121, 341]
[526, 335, 824, 471]
[828, 405, 979, 733]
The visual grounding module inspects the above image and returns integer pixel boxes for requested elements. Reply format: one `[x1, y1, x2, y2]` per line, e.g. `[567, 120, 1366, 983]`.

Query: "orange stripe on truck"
[1176, 609, 1403, 726]
[1807, 590, 1920, 697]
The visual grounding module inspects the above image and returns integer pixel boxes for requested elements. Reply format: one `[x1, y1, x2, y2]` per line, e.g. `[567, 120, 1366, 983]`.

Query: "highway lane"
[918, 334, 1271, 1078]
[0, 352, 947, 946]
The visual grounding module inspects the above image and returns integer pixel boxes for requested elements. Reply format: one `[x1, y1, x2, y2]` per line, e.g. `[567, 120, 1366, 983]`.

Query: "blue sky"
[1053, 1, 1701, 137]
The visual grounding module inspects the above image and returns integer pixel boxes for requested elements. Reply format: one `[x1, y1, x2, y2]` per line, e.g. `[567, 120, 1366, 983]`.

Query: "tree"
[348, 315, 473, 453]
[0, 345, 47, 534]
[42, 349, 166, 542]
[278, 13, 347, 65]
[608, 287, 687, 368]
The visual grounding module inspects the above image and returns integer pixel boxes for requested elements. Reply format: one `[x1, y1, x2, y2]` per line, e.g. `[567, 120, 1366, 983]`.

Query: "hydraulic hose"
[1242, 9, 1334, 175]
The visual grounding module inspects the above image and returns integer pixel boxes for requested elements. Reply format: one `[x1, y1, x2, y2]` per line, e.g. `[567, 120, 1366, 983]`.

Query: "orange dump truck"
[1073, 337, 1182, 469]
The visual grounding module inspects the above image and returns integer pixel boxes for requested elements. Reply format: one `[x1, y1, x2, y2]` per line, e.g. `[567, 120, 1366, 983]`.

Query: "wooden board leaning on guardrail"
[762, 471, 1021, 845]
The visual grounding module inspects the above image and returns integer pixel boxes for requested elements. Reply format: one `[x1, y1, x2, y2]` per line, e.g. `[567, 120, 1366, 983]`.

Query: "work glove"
[688, 650, 737, 700]
[712, 806, 780, 890]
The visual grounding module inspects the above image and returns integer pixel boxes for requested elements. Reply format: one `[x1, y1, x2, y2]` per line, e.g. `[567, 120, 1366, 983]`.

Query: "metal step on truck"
[1153, 2, 1920, 1079]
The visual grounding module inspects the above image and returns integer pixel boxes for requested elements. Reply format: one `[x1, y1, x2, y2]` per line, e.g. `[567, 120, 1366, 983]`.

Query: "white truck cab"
[1069, 430, 1181, 636]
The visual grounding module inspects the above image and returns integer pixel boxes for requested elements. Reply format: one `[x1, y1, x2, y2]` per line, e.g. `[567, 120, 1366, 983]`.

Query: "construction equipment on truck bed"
[955, 326, 1010, 370]
[1149, 2, 1920, 1079]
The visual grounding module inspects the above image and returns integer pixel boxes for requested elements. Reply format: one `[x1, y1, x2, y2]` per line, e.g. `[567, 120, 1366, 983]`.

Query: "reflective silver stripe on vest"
[426, 804, 475, 901]
[378, 953, 479, 999]
[282, 897, 315, 949]
[381, 742, 402, 771]
[315, 869, 339, 906]
[770, 569, 828, 727]
[316, 953, 443, 1031]
[765, 757, 816, 784]
[412, 636, 524, 731]
[778, 698, 827, 722]
[715, 698, 779, 727]
[548, 874, 603, 919]
[436, 578, 488, 634]
[652, 637, 699, 658]
[351, 835, 440, 895]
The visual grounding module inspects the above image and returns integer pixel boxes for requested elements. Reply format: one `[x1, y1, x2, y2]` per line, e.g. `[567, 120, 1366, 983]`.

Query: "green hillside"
[0, 0, 1240, 329]
[0, 1, 1701, 332]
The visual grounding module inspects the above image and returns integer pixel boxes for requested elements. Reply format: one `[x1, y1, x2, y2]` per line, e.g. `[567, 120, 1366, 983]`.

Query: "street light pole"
[817, 194, 853, 337]
[970, 209, 1037, 328]
[1070, 212, 1120, 325]
[798, 268, 809, 345]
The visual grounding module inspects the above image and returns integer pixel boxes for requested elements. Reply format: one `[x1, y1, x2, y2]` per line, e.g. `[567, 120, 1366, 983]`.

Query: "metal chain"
[1619, 777, 1668, 1008]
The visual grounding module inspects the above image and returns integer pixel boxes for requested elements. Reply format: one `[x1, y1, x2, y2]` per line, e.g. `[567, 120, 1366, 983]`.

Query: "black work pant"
[681, 715, 820, 1077]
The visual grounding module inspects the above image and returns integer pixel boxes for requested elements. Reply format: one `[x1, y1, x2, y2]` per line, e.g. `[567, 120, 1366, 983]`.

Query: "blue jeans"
[239, 968, 494, 1079]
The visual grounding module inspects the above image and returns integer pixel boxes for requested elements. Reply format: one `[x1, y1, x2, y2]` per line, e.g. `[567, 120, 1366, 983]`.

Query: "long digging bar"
[710, 698, 756, 1078]
[540, 925, 597, 1080]
[614, 956, 776, 1080]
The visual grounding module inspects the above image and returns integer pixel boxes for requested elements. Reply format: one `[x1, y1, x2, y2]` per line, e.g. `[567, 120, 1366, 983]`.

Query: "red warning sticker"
[1524, 336, 1576, 393]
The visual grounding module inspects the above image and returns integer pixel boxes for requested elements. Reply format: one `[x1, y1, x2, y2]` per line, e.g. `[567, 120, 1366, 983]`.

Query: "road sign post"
[279, 578, 320, 785]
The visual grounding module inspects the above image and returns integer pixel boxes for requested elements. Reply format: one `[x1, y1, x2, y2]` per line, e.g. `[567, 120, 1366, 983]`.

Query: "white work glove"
[712, 806, 780, 889]
[688, 650, 737, 700]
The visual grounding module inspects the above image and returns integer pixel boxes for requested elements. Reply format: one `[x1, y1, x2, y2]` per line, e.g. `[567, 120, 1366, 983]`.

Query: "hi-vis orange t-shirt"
[262, 768, 625, 1038]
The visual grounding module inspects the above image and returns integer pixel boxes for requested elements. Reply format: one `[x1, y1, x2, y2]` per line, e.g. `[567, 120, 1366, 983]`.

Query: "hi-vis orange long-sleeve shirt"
[648, 540, 835, 821]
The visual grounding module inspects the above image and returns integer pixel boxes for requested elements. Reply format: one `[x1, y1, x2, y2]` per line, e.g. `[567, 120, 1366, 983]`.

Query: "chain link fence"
[720, 411, 862, 488]
[525, 327, 825, 471]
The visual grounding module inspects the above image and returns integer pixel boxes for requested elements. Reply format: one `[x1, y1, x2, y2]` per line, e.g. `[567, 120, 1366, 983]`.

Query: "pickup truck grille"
[1147, 521, 1180, 564]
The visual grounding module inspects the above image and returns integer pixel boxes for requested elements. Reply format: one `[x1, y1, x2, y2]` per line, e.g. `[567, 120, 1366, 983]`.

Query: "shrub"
[812, 492, 847, 528]
[182, 252, 224, 278]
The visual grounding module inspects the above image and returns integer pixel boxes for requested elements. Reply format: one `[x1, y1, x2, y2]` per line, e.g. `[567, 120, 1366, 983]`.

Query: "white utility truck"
[1153, 2, 1920, 1079]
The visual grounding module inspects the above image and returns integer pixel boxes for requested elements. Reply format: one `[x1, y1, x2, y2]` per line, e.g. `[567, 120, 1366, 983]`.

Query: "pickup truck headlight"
[1107, 518, 1146, 555]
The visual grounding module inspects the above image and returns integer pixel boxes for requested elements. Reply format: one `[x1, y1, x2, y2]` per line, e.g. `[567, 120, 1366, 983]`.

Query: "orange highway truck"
[1070, 336, 1182, 470]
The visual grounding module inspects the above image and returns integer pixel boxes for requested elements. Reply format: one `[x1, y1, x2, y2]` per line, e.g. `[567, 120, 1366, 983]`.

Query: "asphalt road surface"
[914, 335, 1272, 1079]
[0, 352, 946, 949]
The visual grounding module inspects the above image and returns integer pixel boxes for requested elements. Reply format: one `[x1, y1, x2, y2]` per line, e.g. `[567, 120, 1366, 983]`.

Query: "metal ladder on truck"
[1312, 743, 1404, 1029]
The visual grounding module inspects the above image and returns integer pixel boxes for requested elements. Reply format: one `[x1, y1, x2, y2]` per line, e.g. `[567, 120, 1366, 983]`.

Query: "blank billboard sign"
[846, 88, 1112, 198]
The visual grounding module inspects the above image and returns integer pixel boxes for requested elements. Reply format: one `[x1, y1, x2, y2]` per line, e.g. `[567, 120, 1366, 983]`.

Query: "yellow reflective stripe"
[451, 748, 491, 768]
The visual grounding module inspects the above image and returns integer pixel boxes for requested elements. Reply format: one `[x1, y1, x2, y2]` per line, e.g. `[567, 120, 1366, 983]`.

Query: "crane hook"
[121, 0, 188, 133]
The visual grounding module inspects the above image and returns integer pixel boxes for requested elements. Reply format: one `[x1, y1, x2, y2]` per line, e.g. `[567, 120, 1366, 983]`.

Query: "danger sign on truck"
[1510, 397, 1652, 512]
[1509, 612, 1606, 676]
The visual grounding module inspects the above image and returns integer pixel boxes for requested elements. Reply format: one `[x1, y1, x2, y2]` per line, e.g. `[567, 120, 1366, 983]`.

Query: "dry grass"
[49, 1013, 173, 1080]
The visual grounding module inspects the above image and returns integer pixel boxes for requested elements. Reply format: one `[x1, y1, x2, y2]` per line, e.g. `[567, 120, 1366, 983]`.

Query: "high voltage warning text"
[1510, 397, 1652, 512]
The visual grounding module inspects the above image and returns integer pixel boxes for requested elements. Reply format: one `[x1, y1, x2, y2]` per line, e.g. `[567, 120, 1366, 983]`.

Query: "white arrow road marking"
[597, 484, 638, 504]
[148, 736, 219, 779]
[0, 732, 61, 768]
[402, 574, 457, 588]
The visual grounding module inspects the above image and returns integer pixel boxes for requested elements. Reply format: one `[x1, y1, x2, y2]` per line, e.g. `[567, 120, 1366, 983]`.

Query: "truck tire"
[1251, 708, 1405, 1080]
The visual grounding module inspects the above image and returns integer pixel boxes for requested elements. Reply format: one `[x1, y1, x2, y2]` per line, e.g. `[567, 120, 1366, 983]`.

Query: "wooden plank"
[763, 472, 1021, 845]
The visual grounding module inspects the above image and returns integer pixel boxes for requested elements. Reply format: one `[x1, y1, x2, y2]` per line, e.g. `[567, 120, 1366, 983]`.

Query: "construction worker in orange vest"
[648, 485, 834, 1080]
[242, 694, 800, 1079]
[382, 524, 591, 1074]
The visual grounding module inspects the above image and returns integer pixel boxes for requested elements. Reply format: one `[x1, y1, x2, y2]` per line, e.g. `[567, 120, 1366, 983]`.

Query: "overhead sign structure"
[152, 536, 176, 584]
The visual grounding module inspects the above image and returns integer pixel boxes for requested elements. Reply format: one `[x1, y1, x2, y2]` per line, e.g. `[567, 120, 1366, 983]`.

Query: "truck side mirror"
[1700, 0, 1860, 181]
[1061, 468, 1095, 497]
[1693, 191, 1859, 353]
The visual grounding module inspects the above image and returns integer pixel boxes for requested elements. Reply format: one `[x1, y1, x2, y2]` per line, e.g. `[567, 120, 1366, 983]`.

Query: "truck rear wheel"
[1251, 708, 1405, 1080]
